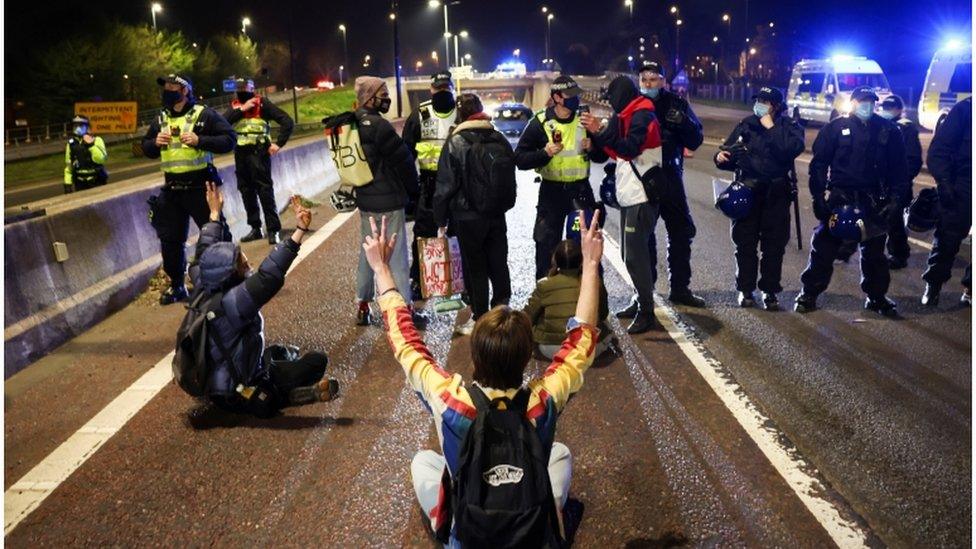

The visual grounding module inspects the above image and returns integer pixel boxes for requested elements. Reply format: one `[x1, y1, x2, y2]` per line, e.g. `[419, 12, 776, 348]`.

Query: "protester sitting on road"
[363, 211, 603, 546]
[351, 76, 421, 328]
[524, 239, 612, 359]
[189, 182, 339, 418]
[433, 93, 516, 336]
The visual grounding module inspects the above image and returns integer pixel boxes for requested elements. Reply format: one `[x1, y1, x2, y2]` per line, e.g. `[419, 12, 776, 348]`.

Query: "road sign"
[73, 102, 138, 134]
[223, 79, 238, 92]
[450, 65, 473, 80]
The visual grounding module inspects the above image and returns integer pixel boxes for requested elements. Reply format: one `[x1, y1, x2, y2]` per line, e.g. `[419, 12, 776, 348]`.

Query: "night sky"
[5, 0, 972, 96]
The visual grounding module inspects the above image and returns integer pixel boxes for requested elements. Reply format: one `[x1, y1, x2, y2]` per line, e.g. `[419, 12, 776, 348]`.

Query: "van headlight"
[839, 99, 853, 114]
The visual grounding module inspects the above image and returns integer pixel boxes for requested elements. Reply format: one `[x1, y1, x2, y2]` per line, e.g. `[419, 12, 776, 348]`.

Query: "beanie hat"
[355, 76, 386, 107]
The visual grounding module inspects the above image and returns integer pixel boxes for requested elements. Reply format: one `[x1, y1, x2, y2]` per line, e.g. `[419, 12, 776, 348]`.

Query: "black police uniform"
[515, 105, 607, 280]
[643, 87, 705, 299]
[223, 97, 295, 239]
[884, 115, 923, 264]
[715, 112, 804, 298]
[798, 109, 909, 309]
[922, 97, 972, 299]
[142, 100, 236, 299]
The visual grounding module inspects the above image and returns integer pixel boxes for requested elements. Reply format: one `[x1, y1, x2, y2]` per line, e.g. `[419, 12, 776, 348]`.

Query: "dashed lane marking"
[602, 233, 871, 548]
[3, 211, 356, 536]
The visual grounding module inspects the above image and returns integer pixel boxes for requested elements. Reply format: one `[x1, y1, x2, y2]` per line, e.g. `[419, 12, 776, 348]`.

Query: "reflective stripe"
[235, 116, 270, 146]
[416, 141, 444, 171]
[536, 111, 590, 183]
[415, 103, 455, 172]
[160, 105, 213, 174]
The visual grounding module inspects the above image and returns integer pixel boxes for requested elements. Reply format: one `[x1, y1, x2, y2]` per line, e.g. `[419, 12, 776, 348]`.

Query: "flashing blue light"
[944, 38, 964, 50]
[830, 53, 855, 61]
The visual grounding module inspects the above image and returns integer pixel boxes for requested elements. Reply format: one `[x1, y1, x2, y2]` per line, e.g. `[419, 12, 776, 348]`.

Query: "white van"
[786, 56, 892, 124]
[917, 43, 972, 131]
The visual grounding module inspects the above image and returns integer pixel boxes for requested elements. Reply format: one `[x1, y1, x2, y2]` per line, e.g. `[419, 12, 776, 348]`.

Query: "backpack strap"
[510, 387, 531, 415]
[467, 383, 491, 413]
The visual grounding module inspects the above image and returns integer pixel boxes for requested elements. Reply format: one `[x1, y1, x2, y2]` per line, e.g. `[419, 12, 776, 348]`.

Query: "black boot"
[159, 285, 189, 306]
[761, 292, 780, 311]
[240, 227, 263, 242]
[668, 290, 706, 308]
[615, 300, 639, 319]
[268, 231, 280, 245]
[737, 291, 756, 308]
[921, 283, 941, 307]
[887, 256, 908, 270]
[865, 296, 898, 318]
[627, 311, 658, 334]
[794, 293, 817, 313]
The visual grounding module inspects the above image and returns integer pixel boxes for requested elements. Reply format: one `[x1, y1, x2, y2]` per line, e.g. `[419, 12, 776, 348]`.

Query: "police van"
[917, 42, 972, 131]
[786, 56, 892, 124]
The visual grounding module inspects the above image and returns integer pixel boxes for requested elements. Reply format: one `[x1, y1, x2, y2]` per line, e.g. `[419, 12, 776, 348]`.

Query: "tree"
[209, 34, 259, 85]
[258, 41, 291, 88]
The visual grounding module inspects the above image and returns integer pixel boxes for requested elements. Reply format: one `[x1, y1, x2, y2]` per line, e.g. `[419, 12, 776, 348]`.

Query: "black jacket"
[809, 113, 909, 201]
[514, 106, 608, 179]
[893, 118, 923, 181]
[142, 102, 236, 185]
[223, 96, 295, 148]
[927, 97, 971, 203]
[648, 88, 704, 169]
[715, 114, 804, 181]
[433, 118, 512, 226]
[354, 107, 419, 213]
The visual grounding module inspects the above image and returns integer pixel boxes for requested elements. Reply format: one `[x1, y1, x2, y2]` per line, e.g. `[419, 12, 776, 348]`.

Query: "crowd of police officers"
[110, 63, 969, 317]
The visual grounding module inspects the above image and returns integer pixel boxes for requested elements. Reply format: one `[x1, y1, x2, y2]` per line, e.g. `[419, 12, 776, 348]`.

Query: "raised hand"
[362, 215, 398, 273]
[290, 195, 312, 230]
[579, 209, 604, 268]
[205, 181, 223, 219]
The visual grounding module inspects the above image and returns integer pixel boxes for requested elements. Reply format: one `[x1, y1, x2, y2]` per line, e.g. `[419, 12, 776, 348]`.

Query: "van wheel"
[829, 109, 840, 121]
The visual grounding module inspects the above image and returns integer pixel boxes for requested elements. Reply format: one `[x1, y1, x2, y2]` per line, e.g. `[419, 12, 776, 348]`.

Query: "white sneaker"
[455, 318, 475, 336]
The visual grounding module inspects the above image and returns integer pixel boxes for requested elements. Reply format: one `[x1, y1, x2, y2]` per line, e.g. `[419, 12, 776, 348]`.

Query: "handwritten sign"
[418, 237, 465, 299]
[74, 102, 138, 134]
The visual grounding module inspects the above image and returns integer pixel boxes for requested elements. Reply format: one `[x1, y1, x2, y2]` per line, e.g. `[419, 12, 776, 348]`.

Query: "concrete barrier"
[4, 133, 339, 377]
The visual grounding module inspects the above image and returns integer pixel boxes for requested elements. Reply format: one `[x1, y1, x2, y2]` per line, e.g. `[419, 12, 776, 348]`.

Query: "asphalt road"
[4, 140, 970, 545]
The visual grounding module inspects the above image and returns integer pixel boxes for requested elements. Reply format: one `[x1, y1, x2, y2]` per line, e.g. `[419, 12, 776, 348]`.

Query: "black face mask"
[562, 95, 581, 112]
[431, 90, 455, 113]
[376, 96, 392, 114]
[236, 91, 255, 102]
[162, 89, 183, 109]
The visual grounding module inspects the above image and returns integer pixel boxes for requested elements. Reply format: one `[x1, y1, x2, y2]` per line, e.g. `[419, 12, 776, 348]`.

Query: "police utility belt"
[736, 176, 789, 189]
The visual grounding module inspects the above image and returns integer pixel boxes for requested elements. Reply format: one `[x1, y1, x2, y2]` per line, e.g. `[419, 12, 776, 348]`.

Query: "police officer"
[878, 95, 923, 269]
[63, 115, 108, 193]
[223, 78, 295, 245]
[795, 86, 909, 316]
[142, 74, 236, 305]
[630, 60, 706, 309]
[515, 75, 607, 280]
[921, 97, 971, 306]
[714, 86, 804, 310]
[402, 71, 458, 297]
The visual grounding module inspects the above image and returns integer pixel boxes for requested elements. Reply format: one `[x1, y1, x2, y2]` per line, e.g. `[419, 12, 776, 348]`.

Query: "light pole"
[428, 1, 457, 70]
[391, 0, 403, 117]
[338, 25, 349, 79]
[546, 12, 554, 67]
[453, 30, 468, 70]
[624, 0, 633, 22]
[150, 3, 162, 31]
[514, 48, 520, 59]
[241, 17, 250, 35]
[713, 35, 720, 83]
[339, 65, 345, 86]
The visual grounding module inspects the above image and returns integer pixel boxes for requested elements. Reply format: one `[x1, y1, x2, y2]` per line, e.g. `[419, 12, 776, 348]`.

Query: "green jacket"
[523, 268, 610, 345]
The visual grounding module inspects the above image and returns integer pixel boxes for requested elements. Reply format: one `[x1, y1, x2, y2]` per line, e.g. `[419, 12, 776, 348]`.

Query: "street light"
[416, 60, 423, 72]
[669, 5, 677, 14]
[513, 48, 521, 58]
[431, 50, 439, 62]
[338, 25, 349, 81]
[339, 65, 345, 86]
[150, 2, 162, 31]
[428, 0, 457, 69]
[624, 0, 633, 22]
[453, 30, 468, 70]
[363, 54, 371, 68]
[241, 17, 251, 35]
[545, 13, 554, 67]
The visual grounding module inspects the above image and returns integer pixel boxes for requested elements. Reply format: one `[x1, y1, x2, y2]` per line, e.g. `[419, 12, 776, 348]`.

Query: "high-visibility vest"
[64, 136, 107, 185]
[414, 101, 456, 172]
[536, 110, 589, 183]
[231, 96, 271, 147]
[160, 104, 214, 174]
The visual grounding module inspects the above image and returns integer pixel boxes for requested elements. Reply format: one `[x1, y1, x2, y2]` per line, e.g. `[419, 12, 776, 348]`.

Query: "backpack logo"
[483, 464, 524, 487]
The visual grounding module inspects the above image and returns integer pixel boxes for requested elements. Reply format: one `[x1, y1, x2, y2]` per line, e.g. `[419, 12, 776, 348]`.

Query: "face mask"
[376, 96, 392, 114]
[642, 87, 660, 99]
[854, 101, 874, 121]
[236, 91, 254, 102]
[753, 102, 770, 118]
[431, 90, 455, 113]
[73, 125, 87, 137]
[162, 89, 183, 108]
[562, 95, 581, 112]
[879, 110, 896, 120]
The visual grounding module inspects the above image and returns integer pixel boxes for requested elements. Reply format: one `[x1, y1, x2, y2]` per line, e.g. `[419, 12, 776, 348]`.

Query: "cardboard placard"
[418, 237, 465, 299]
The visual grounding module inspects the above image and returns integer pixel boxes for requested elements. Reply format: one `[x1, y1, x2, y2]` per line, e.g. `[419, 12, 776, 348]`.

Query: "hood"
[199, 242, 241, 291]
[607, 76, 639, 113]
[453, 117, 494, 133]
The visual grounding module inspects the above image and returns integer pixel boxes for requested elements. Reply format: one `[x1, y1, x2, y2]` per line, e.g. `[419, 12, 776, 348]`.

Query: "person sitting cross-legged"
[363, 211, 604, 546]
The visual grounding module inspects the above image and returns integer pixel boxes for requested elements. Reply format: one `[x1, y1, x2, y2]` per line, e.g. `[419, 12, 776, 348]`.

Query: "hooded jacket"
[189, 221, 300, 396]
[353, 107, 420, 213]
[433, 114, 515, 226]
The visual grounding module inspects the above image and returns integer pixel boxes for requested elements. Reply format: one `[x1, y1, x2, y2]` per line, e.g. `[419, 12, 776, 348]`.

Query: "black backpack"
[172, 289, 228, 397]
[448, 385, 562, 548]
[458, 132, 517, 216]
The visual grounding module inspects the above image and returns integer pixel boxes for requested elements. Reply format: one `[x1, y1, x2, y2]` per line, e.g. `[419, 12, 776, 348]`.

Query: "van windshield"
[836, 73, 890, 91]
[949, 63, 972, 93]
[798, 72, 825, 94]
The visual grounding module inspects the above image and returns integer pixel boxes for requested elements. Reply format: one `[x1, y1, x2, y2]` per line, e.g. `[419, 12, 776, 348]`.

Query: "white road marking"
[602, 234, 870, 548]
[3, 211, 356, 536]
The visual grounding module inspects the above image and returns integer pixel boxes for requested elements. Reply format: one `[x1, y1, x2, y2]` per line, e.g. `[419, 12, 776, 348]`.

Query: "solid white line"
[908, 236, 933, 251]
[602, 234, 870, 548]
[3, 210, 356, 536]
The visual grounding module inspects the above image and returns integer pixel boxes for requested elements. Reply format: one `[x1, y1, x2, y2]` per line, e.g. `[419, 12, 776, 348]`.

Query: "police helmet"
[599, 163, 620, 209]
[330, 188, 357, 213]
[715, 181, 754, 220]
[234, 78, 255, 93]
[71, 115, 90, 126]
[905, 187, 939, 233]
[828, 204, 867, 242]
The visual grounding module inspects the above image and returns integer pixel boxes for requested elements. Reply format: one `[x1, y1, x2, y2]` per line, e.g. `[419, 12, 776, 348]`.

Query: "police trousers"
[923, 203, 972, 288]
[235, 145, 281, 233]
[800, 223, 890, 300]
[152, 183, 230, 290]
[534, 180, 596, 280]
[730, 181, 791, 294]
[411, 170, 440, 286]
[644, 168, 696, 293]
